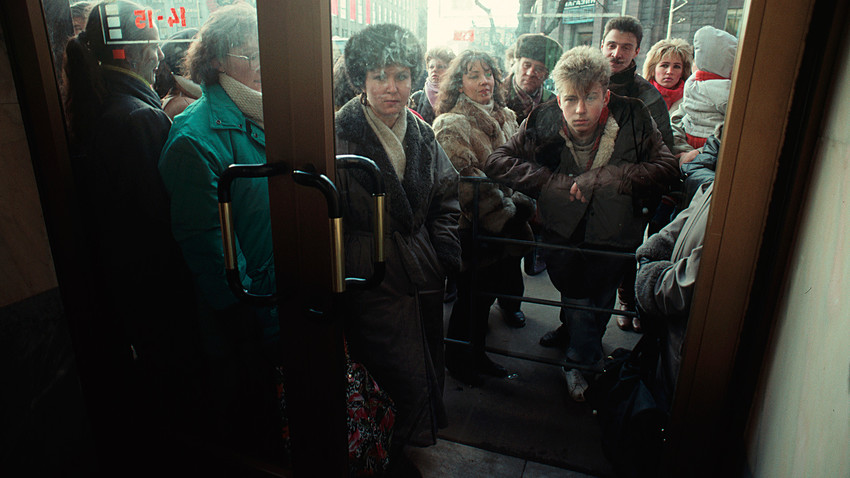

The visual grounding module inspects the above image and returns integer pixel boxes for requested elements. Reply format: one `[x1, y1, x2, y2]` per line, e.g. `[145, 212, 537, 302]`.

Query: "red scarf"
[686, 133, 708, 149]
[650, 78, 684, 110]
[693, 70, 728, 81]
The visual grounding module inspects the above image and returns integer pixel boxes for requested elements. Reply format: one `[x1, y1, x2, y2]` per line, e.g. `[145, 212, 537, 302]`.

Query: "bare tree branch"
[517, 0, 537, 35]
[542, 0, 568, 35]
[475, 1, 497, 51]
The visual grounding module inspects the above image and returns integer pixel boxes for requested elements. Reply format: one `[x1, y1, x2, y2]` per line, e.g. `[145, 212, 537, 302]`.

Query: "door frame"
[2, 0, 843, 475]
[665, 0, 846, 474]
[258, 1, 349, 476]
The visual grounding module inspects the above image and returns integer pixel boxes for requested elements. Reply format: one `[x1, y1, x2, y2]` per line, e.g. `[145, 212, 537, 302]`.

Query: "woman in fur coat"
[335, 24, 461, 471]
[432, 50, 535, 385]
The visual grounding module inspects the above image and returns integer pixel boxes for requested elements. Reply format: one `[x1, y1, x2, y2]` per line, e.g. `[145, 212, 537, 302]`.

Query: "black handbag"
[586, 333, 669, 478]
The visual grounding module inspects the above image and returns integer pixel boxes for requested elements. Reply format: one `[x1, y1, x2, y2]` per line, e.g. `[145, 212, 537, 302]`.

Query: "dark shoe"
[385, 451, 422, 478]
[539, 325, 569, 348]
[474, 353, 508, 377]
[502, 309, 527, 328]
[446, 349, 483, 385]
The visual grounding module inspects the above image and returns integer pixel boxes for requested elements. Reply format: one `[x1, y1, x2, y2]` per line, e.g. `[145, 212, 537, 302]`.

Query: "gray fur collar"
[335, 97, 435, 233]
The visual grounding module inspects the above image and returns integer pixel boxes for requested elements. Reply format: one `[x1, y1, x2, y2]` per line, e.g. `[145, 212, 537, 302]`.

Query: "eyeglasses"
[227, 51, 261, 70]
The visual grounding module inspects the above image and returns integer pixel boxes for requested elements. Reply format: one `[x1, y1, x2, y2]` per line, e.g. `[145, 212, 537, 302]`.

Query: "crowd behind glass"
[61, 1, 735, 475]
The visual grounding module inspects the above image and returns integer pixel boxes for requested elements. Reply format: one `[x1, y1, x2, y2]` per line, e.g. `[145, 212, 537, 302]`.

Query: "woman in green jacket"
[158, 4, 278, 452]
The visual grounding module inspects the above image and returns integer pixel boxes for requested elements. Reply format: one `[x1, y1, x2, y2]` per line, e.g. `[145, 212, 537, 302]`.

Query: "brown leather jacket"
[484, 94, 679, 250]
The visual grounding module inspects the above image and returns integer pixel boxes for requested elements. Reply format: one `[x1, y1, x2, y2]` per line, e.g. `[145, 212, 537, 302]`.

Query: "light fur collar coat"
[433, 95, 533, 235]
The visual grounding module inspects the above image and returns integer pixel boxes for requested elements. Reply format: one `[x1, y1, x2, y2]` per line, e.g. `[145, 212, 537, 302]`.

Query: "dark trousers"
[496, 254, 525, 313]
[447, 255, 523, 354]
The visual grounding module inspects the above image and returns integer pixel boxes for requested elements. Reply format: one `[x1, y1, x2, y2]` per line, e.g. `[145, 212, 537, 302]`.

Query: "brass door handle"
[217, 162, 290, 306]
[217, 157, 387, 303]
[290, 169, 346, 293]
[335, 155, 386, 291]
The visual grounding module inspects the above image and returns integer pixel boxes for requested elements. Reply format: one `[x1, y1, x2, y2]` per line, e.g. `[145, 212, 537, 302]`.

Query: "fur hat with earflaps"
[514, 33, 563, 73]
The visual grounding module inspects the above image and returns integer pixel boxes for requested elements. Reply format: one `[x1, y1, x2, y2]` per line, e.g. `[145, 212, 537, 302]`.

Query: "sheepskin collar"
[335, 97, 435, 234]
[559, 114, 619, 171]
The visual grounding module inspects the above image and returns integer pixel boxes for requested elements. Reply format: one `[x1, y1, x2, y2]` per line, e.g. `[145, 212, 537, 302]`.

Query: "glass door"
[16, 0, 779, 475]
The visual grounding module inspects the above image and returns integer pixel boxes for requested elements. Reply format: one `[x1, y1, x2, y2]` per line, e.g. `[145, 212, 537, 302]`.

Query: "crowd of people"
[62, 0, 735, 474]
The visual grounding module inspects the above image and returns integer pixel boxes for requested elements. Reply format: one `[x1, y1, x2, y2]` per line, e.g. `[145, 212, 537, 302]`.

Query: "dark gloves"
[510, 191, 535, 224]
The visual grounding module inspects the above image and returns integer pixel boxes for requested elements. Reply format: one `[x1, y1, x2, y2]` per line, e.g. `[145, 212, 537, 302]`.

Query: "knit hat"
[514, 33, 563, 73]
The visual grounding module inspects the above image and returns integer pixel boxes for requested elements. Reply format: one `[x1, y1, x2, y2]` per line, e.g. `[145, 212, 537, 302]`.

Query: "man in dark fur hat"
[502, 32, 564, 124]
[502, 33, 564, 277]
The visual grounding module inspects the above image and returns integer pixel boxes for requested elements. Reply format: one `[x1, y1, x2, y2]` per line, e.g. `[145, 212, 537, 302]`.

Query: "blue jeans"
[544, 246, 631, 366]
[560, 289, 617, 365]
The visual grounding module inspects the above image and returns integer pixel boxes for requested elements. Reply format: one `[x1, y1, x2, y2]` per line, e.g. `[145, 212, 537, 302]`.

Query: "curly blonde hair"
[642, 38, 693, 84]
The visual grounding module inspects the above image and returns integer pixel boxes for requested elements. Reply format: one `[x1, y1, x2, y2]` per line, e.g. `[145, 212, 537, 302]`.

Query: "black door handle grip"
[335, 155, 386, 290]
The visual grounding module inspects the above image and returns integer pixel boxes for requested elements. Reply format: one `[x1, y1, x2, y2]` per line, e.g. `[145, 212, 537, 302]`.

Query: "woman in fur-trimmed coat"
[432, 50, 534, 385]
[336, 25, 461, 454]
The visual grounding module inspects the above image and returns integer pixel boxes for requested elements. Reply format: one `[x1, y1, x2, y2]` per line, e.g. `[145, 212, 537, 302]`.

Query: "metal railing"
[450, 176, 639, 372]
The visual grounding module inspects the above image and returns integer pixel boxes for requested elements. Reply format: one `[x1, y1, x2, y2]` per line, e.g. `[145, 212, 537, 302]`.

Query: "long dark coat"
[334, 97, 461, 446]
[74, 68, 204, 428]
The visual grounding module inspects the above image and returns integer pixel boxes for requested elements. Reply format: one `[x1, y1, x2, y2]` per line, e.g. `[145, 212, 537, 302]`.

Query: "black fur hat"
[344, 24, 423, 91]
[514, 33, 563, 73]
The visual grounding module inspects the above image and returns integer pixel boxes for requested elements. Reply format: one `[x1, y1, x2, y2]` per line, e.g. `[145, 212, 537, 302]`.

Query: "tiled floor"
[408, 439, 598, 477]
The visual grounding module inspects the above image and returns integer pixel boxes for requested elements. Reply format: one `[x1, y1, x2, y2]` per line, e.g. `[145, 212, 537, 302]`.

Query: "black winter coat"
[73, 68, 203, 426]
[610, 61, 675, 150]
[408, 89, 437, 125]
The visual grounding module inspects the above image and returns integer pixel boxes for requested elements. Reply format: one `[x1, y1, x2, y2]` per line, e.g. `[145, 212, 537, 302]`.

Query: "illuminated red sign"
[133, 7, 186, 29]
[454, 30, 474, 41]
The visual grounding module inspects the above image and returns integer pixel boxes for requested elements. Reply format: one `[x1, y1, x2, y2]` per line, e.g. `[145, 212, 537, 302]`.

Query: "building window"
[725, 8, 744, 37]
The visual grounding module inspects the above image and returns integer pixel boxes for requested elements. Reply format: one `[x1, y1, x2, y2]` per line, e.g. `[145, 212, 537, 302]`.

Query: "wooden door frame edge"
[665, 0, 842, 474]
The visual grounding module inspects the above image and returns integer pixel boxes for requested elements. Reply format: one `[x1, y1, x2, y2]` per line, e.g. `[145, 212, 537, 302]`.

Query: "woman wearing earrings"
[335, 23, 461, 474]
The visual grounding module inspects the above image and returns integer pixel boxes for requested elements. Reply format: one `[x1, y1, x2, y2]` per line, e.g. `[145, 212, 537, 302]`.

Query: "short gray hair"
[186, 3, 258, 86]
[425, 47, 455, 66]
[551, 46, 611, 97]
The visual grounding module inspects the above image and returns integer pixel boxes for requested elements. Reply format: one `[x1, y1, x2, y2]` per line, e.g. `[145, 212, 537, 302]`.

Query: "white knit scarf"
[219, 72, 264, 129]
[460, 93, 495, 115]
[362, 103, 407, 179]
